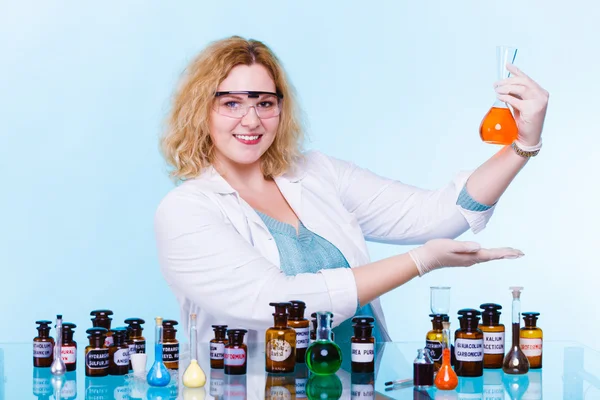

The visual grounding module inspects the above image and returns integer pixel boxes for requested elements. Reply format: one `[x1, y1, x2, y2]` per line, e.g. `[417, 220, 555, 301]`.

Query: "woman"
[154, 36, 548, 345]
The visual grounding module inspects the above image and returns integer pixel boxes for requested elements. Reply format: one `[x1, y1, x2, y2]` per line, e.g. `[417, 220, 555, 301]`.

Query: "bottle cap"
[61, 323, 77, 331]
[522, 312, 540, 326]
[458, 308, 481, 319]
[212, 325, 228, 331]
[269, 302, 291, 316]
[428, 313, 449, 322]
[90, 310, 114, 318]
[86, 327, 108, 338]
[287, 301, 307, 319]
[509, 286, 524, 299]
[36, 320, 52, 328]
[351, 316, 375, 326]
[163, 320, 179, 333]
[226, 329, 248, 344]
[480, 303, 502, 324]
[124, 318, 145, 328]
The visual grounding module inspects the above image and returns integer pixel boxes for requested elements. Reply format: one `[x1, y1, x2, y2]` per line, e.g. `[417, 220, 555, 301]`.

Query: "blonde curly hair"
[161, 36, 304, 182]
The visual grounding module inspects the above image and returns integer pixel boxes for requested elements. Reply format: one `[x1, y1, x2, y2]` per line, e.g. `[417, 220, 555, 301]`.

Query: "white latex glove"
[409, 238, 524, 276]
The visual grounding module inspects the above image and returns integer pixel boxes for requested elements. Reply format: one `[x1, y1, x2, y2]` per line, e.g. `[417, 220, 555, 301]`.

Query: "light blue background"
[2, 0, 597, 349]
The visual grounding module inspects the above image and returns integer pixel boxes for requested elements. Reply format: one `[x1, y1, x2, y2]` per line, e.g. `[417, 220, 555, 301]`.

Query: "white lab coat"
[154, 151, 495, 344]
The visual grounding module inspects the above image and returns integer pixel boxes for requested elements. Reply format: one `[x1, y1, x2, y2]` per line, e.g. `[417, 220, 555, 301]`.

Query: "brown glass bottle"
[210, 325, 229, 369]
[266, 302, 296, 373]
[351, 316, 375, 373]
[33, 320, 55, 367]
[425, 314, 448, 372]
[124, 318, 146, 354]
[85, 327, 109, 377]
[61, 323, 77, 372]
[520, 312, 543, 369]
[224, 329, 248, 375]
[108, 327, 129, 376]
[90, 309, 114, 347]
[479, 303, 505, 369]
[162, 319, 179, 370]
[288, 300, 310, 363]
[454, 309, 484, 377]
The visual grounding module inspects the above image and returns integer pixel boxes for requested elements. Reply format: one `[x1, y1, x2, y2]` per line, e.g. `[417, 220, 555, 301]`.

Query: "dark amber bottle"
[90, 310, 114, 347]
[210, 325, 228, 369]
[61, 323, 77, 372]
[85, 328, 109, 377]
[288, 300, 310, 363]
[224, 329, 248, 375]
[480, 303, 505, 369]
[351, 316, 375, 373]
[454, 309, 484, 377]
[266, 302, 296, 373]
[108, 327, 129, 376]
[425, 314, 447, 372]
[124, 318, 146, 354]
[521, 312, 543, 369]
[162, 320, 179, 370]
[33, 320, 54, 368]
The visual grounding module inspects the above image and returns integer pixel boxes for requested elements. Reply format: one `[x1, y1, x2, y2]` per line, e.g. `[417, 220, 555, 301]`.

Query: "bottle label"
[483, 332, 505, 354]
[520, 338, 542, 357]
[294, 327, 310, 349]
[211, 343, 225, 360]
[134, 341, 146, 353]
[425, 340, 443, 361]
[351, 343, 375, 363]
[128, 343, 136, 358]
[163, 343, 179, 362]
[104, 335, 114, 347]
[351, 384, 374, 400]
[224, 348, 246, 366]
[86, 349, 109, 369]
[61, 345, 77, 364]
[268, 339, 293, 362]
[210, 377, 224, 397]
[33, 341, 53, 358]
[113, 348, 129, 366]
[295, 378, 307, 398]
[455, 338, 484, 362]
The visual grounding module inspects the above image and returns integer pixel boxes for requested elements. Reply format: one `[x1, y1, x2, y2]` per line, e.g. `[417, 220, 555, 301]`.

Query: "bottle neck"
[273, 314, 288, 328]
[163, 330, 177, 341]
[459, 318, 479, 331]
[62, 331, 74, 344]
[353, 326, 373, 339]
[481, 314, 500, 326]
[512, 298, 521, 324]
[93, 319, 111, 330]
[113, 335, 126, 346]
[215, 331, 227, 340]
[89, 337, 104, 348]
[128, 328, 142, 338]
[37, 328, 50, 338]
[432, 320, 443, 330]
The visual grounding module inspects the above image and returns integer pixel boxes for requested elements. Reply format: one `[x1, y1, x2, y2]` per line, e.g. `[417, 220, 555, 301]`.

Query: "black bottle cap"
[458, 308, 481, 322]
[480, 303, 502, 324]
[163, 320, 179, 333]
[124, 318, 145, 327]
[311, 312, 334, 320]
[36, 320, 52, 327]
[56, 314, 63, 320]
[429, 313, 449, 321]
[269, 302, 291, 316]
[62, 323, 77, 330]
[522, 312, 540, 326]
[352, 316, 375, 326]
[288, 301, 307, 319]
[111, 327, 128, 345]
[90, 310, 113, 318]
[212, 325, 228, 331]
[226, 329, 248, 344]
[86, 327, 108, 337]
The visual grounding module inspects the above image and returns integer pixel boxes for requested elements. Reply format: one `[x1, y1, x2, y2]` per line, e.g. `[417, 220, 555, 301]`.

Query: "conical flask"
[479, 46, 519, 145]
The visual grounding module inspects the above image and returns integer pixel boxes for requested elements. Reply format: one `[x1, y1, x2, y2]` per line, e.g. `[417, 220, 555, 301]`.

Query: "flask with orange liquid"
[434, 321, 458, 391]
[479, 46, 519, 145]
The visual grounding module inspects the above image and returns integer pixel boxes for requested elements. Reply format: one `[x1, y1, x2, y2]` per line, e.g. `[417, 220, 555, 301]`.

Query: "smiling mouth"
[233, 134, 263, 144]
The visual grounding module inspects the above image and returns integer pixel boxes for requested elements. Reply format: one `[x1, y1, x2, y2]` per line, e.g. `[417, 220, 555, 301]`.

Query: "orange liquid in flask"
[434, 348, 458, 390]
[479, 106, 518, 145]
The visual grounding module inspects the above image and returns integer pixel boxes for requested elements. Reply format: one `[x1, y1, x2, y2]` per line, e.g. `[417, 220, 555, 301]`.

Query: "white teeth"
[235, 135, 260, 141]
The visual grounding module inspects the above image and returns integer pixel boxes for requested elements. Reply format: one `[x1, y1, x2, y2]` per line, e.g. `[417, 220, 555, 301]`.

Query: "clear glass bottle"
[306, 311, 342, 375]
[33, 320, 54, 368]
[454, 308, 484, 377]
[351, 316, 375, 373]
[479, 303, 505, 369]
[162, 319, 179, 370]
[266, 302, 296, 373]
[210, 325, 228, 369]
[434, 321, 458, 390]
[520, 312, 543, 369]
[84, 328, 109, 377]
[413, 348, 434, 389]
[502, 287, 530, 374]
[60, 323, 77, 372]
[224, 329, 248, 375]
[288, 300, 310, 363]
[425, 313, 447, 372]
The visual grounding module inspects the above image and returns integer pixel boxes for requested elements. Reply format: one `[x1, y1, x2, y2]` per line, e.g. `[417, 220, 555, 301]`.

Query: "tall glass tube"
[502, 287, 530, 374]
[183, 313, 206, 388]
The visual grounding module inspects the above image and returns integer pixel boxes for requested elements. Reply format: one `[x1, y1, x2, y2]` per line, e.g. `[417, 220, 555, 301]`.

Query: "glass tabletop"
[1, 340, 599, 399]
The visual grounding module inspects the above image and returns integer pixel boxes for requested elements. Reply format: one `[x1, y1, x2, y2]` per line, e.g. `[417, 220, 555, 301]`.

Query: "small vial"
[479, 303, 505, 369]
[454, 308, 484, 377]
[287, 300, 310, 363]
[90, 310, 114, 347]
[224, 329, 248, 375]
[162, 320, 179, 370]
[124, 318, 146, 354]
[521, 312, 543, 369]
[425, 313, 448, 372]
[108, 327, 130, 376]
[265, 302, 296, 373]
[33, 320, 54, 368]
[413, 348, 434, 389]
[210, 325, 228, 369]
[85, 327, 109, 377]
[351, 316, 375, 373]
[60, 323, 77, 372]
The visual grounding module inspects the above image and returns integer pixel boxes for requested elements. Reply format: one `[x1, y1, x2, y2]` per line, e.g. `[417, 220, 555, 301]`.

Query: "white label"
[224, 348, 246, 366]
[33, 341, 53, 358]
[483, 332, 505, 354]
[104, 335, 114, 347]
[113, 348, 129, 366]
[128, 343, 136, 357]
[351, 343, 375, 363]
[426, 340, 443, 361]
[520, 338, 542, 357]
[211, 343, 225, 360]
[210, 378, 224, 397]
[294, 327, 310, 349]
[61, 346, 77, 363]
[351, 384, 374, 400]
[268, 339, 293, 362]
[455, 338, 484, 362]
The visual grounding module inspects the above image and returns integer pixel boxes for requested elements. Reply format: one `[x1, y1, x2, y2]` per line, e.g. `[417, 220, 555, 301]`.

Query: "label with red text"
[224, 348, 246, 366]
[520, 338, 542, 357]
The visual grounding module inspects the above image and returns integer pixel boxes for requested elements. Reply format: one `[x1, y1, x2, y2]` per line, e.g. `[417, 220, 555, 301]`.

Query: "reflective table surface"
[1, 340, 599, 399]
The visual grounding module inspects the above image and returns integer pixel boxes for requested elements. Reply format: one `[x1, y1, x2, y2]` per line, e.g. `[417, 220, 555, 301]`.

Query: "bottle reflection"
[523, 369, 542, 399]
[502, 373, 529, 400]
[223, 374, 247, 400]
[563, 346, 583, 400]
[147, 386, 171, 400]
[108, 375, 131, 400]
[433, 390, 458, 400]
[60, 371, 77, 400]
[128, 375, 148, 399]
[85, 375, 112, 400]
[168, 370, 179, 399]
[456, 376, 483, 399]
[306, 373, 342, 400]
[32, 367, 53, 400]
[351, 372, 374, 400]
[265, 372, 296, 399]
[295, 363, 309, 399]
[182, 386, 207, 400]
[210, 368, 225, 398]
[482, 369, 504, 400]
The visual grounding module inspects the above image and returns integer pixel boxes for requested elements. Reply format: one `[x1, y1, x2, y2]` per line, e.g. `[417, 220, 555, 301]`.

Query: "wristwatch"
[511, 141, 540, 158]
